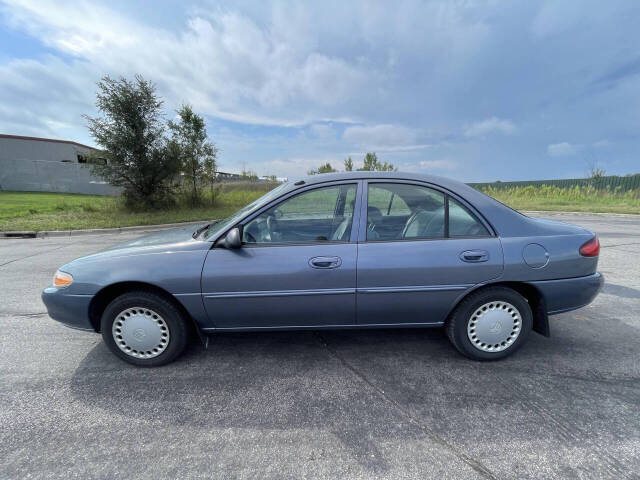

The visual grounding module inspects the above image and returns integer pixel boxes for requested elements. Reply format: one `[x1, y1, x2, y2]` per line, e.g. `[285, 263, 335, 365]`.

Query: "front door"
[356, 181, 503, 325]
[202, 182, 360, 329]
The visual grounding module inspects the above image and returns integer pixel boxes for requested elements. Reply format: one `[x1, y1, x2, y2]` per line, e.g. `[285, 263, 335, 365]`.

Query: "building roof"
[0, 134, 97, 150]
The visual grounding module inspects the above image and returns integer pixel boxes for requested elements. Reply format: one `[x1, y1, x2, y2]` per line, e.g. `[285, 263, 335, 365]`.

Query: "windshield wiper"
[192, 220, 219, 239]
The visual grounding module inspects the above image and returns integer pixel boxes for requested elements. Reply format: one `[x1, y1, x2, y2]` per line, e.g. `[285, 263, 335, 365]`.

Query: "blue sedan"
[42, 172, 603, 366]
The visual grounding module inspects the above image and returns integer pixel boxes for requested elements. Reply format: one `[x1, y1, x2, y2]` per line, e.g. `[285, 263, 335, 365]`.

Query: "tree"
[344, 156, 353, 171]
[308, 162, 337, 175]
[85, 75, 180, 207]
[588, 164, 606, 180]
[357, 152, 396, 172]
[202, 155, 219, 205]
[168, 104, 218, 205]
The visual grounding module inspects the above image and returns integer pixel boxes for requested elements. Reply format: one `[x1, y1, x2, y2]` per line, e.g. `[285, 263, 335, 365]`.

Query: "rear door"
[356, 180, 503, 325]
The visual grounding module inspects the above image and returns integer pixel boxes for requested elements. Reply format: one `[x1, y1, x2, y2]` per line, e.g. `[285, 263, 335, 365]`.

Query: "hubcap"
[112, 307, 170, 359]
[467, 301, 521, 353]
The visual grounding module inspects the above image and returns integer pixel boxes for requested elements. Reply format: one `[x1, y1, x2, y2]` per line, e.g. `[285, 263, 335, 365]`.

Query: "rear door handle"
[460, 250, 489, 263]
[309, 256, 342, 269]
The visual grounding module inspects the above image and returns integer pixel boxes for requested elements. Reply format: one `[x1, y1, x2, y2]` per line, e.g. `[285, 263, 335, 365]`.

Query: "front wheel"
[446, 287, 532, 361]
[100, 290, 189, 367]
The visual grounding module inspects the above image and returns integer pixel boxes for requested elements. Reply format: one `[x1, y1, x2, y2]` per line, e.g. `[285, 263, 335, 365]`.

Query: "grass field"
[0, 185, 273, 231]
[0, 183, 638, 231]
[481, 185, 640, 214]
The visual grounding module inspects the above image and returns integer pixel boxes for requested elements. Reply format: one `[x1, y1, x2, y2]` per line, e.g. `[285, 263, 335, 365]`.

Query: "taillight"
[579, 236, 600, 257]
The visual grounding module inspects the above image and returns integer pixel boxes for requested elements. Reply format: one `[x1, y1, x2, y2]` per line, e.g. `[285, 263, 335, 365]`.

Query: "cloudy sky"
[1, 0, 639, 180]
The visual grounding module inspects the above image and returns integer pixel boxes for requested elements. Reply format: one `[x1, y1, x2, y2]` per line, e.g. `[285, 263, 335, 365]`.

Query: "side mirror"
[224, 227, 242, 249]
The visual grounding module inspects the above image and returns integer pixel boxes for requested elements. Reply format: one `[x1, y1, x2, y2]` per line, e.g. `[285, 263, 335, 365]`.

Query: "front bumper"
[530, 272, 604, 315]
[41, 287, 95, 331]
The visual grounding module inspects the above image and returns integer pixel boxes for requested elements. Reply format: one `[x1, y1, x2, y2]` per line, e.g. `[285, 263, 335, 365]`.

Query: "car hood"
[64, 224, 211, 267]
[104, 224, 208, 250]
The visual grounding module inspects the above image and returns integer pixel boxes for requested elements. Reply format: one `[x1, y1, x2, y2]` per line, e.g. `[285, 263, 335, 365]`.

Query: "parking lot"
[1, 212, 639, 479]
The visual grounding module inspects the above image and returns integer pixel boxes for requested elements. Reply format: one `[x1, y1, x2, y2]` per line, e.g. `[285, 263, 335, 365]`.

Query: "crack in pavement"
[493, 374, 637, 480]
[314, 332, 498, 480]
[601, 242, 640, 249]
[0, 240, 85, 267]
[0, 312, 49, 318]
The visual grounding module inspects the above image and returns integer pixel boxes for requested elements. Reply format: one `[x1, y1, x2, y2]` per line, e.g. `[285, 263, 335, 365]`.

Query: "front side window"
[243, 184, 357, 244]
[367, 183, 445, 240]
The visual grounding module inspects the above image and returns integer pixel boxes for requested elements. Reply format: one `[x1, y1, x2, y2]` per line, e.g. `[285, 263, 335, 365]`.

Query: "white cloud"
[464, 117, 516, 137]
[419, 159, 458, 170]
[343, 124, 419, 147]
[547, 142, 579, 157]
[309, 123, 335, 139]
[0, 1, 369, 127]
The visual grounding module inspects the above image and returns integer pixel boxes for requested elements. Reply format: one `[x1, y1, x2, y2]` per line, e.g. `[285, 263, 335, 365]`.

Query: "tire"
[100, 290, 189, 367]
[446, 286, 532, 361]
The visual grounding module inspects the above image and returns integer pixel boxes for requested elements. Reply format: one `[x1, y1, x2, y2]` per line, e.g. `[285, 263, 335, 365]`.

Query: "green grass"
[480, 185, 640, 214]
[1, 183, 638, 232]
[0, 186, 273, 231]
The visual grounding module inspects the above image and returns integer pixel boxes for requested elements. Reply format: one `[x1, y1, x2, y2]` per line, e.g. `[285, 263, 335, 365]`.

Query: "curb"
[522, 210, 639, 218]
[0, 220, 207, 239]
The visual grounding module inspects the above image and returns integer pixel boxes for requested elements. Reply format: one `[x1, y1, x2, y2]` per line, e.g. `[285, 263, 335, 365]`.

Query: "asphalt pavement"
[0, 213, 639, 479]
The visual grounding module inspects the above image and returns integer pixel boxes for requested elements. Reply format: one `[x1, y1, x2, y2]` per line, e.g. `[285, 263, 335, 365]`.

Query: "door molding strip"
[203, 284, 471, 299]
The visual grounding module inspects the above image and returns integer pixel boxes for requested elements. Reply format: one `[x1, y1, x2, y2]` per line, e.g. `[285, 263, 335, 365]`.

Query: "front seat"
[331, 199, 356, 241]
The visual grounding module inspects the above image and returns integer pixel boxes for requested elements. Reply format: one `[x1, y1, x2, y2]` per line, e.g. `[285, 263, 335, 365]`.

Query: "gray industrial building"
[0, 134, 118, 195]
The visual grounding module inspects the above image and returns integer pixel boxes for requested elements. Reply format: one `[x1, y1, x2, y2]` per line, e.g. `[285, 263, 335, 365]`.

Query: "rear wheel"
[101, 290, 189, 367]
[446, 286, 532, 360]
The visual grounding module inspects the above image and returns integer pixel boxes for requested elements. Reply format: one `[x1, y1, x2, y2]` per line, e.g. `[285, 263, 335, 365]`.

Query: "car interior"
[242, 184, 357, 243]
[242, 182, 488, 244]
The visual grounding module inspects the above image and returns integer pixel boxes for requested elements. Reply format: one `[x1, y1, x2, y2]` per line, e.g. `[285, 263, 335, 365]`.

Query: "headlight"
[53, 270, 73, 288]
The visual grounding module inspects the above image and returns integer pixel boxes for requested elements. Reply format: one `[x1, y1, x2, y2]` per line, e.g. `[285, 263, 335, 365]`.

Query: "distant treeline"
[469, 174, 640, 191]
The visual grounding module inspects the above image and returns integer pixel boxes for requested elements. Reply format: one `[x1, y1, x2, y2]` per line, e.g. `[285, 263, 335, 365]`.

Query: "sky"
[0, 0, 639, 181]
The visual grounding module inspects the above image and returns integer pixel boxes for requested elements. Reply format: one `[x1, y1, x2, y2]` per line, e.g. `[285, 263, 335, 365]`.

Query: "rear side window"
[448, 197, 490, 237]
[366, 182, 490, 241]
[367, 183, 445, 240]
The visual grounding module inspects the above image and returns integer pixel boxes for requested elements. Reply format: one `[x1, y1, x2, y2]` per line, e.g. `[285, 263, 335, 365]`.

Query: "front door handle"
[460, 250, 489, 263]
[309, 256, 342, 269]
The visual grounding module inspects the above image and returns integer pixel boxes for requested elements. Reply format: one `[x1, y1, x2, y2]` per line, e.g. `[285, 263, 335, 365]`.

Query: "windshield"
[201, 182, 291, 240]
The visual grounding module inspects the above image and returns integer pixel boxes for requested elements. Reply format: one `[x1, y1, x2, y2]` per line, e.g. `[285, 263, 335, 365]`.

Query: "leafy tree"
[358, 152, 378, 171]
[344, 156, 353, 171]
[85, 75, 180, 207]
[202, 155, 220, 205]
[588, 165, 606, 180]
[308, 162, 337, 175]
[168, 104, 218, 205]
[357, 152, 396, 171]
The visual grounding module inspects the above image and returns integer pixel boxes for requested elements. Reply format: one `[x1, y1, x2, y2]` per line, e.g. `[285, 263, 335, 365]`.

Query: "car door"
[201, 181, 361, 329]
[356, 180, 504, 325]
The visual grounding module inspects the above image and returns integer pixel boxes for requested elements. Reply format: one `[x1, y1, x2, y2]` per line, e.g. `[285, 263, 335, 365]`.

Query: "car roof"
[298, 171, 466, 189]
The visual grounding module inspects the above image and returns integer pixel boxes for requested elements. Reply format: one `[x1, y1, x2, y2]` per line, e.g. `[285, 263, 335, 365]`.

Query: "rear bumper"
[41, 287, 95, 331]
[530, 272, 604, 315]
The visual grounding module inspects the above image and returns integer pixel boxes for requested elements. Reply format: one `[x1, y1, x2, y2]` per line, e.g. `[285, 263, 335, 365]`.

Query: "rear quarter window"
[448, 197, 490, 237]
